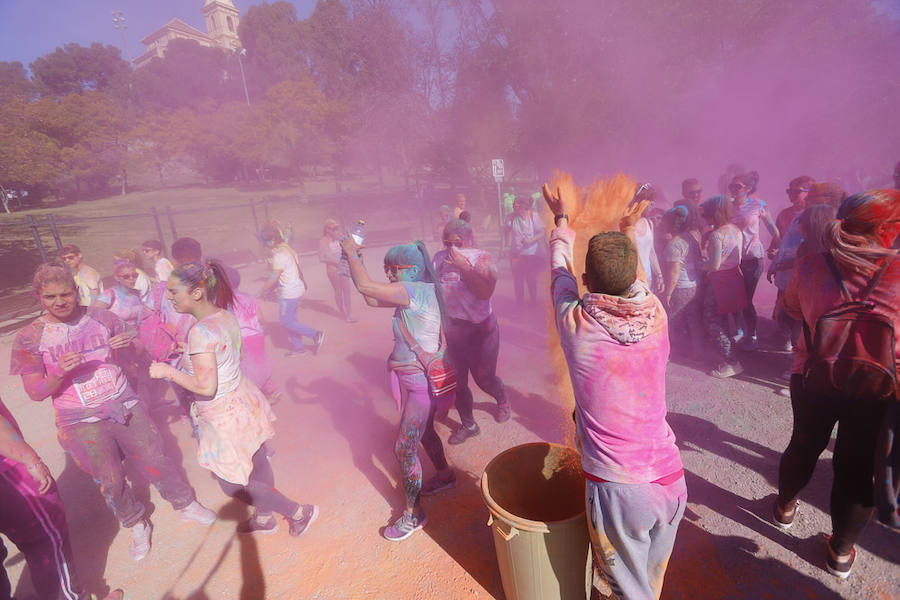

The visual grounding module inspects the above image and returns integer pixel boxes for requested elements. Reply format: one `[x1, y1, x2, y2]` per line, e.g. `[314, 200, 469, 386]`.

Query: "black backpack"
[802, 254, 897, 403]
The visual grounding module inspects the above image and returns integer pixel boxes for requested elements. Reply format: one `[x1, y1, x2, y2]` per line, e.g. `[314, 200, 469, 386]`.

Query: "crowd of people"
[1, 162, 897, 599]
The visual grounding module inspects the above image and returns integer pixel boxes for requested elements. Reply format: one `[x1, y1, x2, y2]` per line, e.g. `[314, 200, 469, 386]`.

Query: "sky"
[0, 0, 318, 68]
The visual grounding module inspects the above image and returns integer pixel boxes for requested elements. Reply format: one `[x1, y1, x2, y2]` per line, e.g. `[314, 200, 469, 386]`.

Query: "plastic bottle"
[338, 219, 365, 275]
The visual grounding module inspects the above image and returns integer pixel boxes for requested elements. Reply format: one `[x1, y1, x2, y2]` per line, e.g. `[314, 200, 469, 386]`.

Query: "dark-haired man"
[542, 184, 685, 599]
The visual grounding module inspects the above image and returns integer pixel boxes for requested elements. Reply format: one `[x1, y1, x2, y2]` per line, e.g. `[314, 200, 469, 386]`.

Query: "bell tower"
[202, 0, 241, 49]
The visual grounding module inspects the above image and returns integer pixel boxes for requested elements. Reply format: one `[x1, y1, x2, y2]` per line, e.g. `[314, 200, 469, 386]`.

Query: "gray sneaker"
[129, 520, 152, 561]
[420, 471, 457, 496]
[383, 511, 427, 542]
[287, 504, 319, 537]
[449, 423, 480, 445]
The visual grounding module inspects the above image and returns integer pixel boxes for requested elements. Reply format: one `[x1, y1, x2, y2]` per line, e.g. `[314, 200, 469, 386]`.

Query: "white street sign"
[492, 159, 505, 181]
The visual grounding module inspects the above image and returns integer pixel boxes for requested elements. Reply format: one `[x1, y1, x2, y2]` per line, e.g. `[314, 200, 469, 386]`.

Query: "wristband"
[554, 213, 568, 226]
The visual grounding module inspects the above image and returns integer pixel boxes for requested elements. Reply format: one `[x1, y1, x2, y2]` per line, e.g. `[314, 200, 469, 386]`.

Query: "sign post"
[492, 159, 505, 252]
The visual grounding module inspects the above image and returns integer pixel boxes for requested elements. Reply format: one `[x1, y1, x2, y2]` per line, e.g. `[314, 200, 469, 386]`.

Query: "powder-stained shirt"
[771, 216, 804, 291]
[732, 197, 770, 259]
[183, 309, 244, 402]
[662, 235, 700, 289]
[75, 265, 103, 307]
[550, 226, 683, 484]
[390, 281, 441, 370]
[784, 253, 900, 375]
[433, 247, 494, 323]
[271, 244, 305, 299]
[155, 257, 174, 282]
[0, 398, 24, 474]
[10, 309, 131, 424]
[231, 291, 263, 339]
[510, 211, 544, 256]
[708, 223, 743, 271]
[96, 285, 148, 326]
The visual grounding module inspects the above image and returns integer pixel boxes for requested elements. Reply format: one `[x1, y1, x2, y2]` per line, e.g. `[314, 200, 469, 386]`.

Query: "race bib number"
[72, 367, 118, 407]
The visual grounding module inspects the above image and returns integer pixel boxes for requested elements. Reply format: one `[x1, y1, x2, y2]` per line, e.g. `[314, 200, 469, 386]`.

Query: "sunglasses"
[443, 240, 464, 248]
[384, 264, 415, 276]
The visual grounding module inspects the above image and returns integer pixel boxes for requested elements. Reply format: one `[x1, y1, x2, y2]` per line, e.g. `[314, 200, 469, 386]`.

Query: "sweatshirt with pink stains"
[550, 226, 683, 484]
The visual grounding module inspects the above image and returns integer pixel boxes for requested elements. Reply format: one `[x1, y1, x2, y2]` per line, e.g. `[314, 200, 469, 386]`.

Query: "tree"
[0, 100, 62, 198]
[238, 2, 310, 96]
[0, 62, 35, 103]
[256, 79, 333, 174]
[127, 109, 197, 187]
[30, 43, 131, 98]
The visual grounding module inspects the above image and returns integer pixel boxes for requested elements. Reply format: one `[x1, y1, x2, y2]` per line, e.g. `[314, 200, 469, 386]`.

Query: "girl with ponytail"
[149, 260, 318, 537]
[776, 189, 899, 576]
[340, 235, 455, 542]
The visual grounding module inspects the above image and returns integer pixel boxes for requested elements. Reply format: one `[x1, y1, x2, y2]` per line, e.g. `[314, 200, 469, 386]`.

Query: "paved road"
[1, 247, 897, 599]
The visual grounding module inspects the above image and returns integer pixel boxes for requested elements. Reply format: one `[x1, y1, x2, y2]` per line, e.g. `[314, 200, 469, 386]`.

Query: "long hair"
[797, 204, 836, 257]
[171, 259, 235, 309]
[414, 240, 450, 327]
[384, 241, 450, 326]
[827, 189, 900, 275]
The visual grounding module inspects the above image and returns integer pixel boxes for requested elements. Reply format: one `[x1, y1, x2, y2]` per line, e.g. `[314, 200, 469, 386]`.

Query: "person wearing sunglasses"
[339, 236, 455, 542]
[729, 172, 780, 350]
[433, 219, 510, 445]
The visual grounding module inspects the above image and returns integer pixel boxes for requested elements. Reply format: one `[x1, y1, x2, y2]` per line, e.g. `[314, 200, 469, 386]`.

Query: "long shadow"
[505, 385, 572, 444]
[51, 453, 120, 599]
[285, 353, 400, 513]
[299, 297, 343, 320]
[664, 515, 843, 599]
[420, 469, 505, 599]
[161, 499, 264, 600]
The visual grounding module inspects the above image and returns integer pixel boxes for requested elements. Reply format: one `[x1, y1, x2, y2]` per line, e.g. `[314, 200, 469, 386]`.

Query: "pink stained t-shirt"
[182, 309, 244, 403]
[550, 226, 683, 484]
[10, 309, 131, 421]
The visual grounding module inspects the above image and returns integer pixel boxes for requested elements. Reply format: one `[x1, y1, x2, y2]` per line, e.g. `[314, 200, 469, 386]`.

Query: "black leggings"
[740, 257, 762, 337]
[778, 375, 888, 554]
[445, 314, 508, 428]
[216, 447, 299, 518]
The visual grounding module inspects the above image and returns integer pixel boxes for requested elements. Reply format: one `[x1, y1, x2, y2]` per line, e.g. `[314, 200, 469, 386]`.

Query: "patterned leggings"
[394, 370, 448, 509]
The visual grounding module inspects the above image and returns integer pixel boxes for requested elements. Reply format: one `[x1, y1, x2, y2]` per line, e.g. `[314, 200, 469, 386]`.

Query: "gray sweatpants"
[586, 476, 687, 600]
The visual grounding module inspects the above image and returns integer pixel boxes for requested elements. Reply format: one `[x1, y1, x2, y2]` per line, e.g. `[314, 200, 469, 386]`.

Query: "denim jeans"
[279, 296, 318, 350]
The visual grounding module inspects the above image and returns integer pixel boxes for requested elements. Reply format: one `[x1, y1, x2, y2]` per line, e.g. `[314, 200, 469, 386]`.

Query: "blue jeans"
[279, 297, 318, 350]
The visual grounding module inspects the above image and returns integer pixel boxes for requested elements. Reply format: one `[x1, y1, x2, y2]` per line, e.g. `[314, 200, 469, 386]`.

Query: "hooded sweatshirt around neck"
[550, 226, 683, 484]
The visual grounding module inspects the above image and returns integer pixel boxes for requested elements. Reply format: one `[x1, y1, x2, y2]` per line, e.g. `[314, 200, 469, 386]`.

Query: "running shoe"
[179, 500, 216, 526]
[313, 331, 326, 355]
[420, 471, 457, 496]
[448, 423, 480, 445]
[383, 511, 428, 542]
[709, 361, 744, 379]
[825, 536, 856, 579]
[237, 514, 279, 535]
[129, 520, 152, 561]
[287, 504, 319, 537]
[772, 498, 799, 530]
[495, 400, 512, 423]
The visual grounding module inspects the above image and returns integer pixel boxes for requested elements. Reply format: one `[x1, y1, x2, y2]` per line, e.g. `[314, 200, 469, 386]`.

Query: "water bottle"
[338, 219, 366, 275]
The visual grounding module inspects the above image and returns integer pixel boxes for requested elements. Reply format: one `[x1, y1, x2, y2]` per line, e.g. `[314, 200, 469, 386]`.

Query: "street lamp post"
[111, 11, 133, 65]
[235, 48, 251, 106]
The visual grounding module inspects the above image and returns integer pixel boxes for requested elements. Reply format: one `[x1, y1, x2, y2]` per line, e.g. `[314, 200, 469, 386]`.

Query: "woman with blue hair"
[660, 205, 703, 357]
[340, 237, 455, 541]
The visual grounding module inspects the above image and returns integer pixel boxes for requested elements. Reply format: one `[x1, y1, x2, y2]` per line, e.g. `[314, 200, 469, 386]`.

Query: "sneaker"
[777, 387, 791, 398]
[782, 339, 794, 353]
[731, 328, 745, 344]
[420, 471, 457, 496]
[825, 537, 856, 579]
[709, 361, 744, 379]
[495, 401, 511, 423]
[285, 347, 308, 357]
[180, 500, 216, 526]
[383, 511, 428, 542]
[287, 504, 319, 537]
[772, 498, 799, 530]
[237, 514, 279, 535]
[129, 520, 152, 561]
[448, 423, 480, 445]
[313, 331, 326, 355]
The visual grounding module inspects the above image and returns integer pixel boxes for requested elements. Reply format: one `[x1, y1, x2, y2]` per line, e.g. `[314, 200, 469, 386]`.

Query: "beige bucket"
[481, 442, 591, 600]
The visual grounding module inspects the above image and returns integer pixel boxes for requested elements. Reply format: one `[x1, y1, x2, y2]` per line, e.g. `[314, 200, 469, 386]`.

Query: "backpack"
[802, 254, 897, 403]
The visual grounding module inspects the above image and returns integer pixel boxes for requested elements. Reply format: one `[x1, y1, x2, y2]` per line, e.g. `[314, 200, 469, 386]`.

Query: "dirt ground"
[1, 241, 898, 600]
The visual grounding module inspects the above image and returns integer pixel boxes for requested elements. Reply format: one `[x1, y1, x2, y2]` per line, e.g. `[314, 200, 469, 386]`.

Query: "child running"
[10, 263, 215, 562]
[149, 261, 317, 536]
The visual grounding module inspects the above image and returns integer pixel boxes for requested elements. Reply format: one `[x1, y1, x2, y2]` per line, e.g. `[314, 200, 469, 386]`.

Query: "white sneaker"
[180, 500, 216, 526]
[129, 520, 152, 561]
[709, 361, 744, 379]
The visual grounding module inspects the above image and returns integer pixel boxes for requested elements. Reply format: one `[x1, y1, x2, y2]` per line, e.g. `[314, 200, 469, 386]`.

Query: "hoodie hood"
[581, 281, 666, 344]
